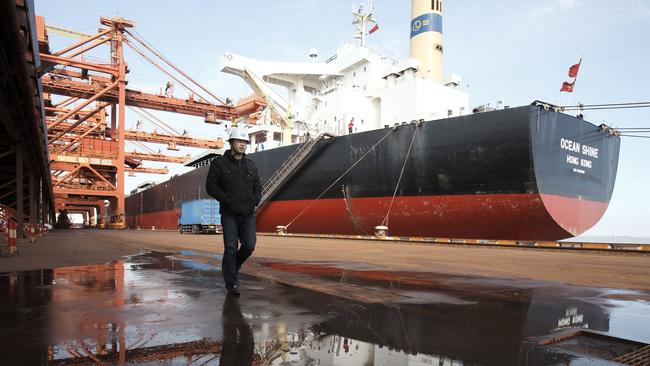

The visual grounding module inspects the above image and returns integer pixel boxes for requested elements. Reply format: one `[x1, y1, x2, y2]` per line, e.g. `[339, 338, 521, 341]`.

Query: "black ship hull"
[126, 104, 620, 240]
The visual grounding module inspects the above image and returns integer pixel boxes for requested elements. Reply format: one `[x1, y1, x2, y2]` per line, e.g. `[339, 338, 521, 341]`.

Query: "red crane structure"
[37, 15, 263, 228]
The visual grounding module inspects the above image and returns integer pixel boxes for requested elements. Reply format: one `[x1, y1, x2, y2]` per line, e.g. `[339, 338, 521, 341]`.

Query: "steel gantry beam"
[41, 76, 237, 122]
[126, 166, 169, 175]
[125, 151, 190, 163]
[49, 124, 223, 151]
[124, 130, 224, 149]
[48, 121, 223, 149]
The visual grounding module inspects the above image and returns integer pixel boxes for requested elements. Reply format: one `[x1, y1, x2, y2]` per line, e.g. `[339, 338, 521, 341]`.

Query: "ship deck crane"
[242, 68, 294, 146]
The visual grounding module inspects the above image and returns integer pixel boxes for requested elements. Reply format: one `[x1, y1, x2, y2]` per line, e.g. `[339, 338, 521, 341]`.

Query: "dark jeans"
[221, 213, 256, 288]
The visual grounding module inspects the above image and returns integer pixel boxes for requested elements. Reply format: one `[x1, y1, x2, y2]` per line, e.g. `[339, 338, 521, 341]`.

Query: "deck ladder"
[257, 133, 334, 211]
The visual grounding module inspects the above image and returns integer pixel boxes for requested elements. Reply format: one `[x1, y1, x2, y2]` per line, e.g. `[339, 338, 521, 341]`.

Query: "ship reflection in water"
[0, 251, 648, 365]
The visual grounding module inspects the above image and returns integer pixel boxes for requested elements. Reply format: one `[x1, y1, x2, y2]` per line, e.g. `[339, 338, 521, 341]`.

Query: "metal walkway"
[257, 133, 334, 210]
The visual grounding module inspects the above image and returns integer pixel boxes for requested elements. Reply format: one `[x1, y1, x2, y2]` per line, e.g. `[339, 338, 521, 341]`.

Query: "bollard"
[374, 225, 388, 238]
[8, 221, 17, 255]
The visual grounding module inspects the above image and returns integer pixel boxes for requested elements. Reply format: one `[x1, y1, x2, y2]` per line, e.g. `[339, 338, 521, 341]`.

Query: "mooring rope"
[341, 184, 371, 235]
[285, 127, 396, 229]
[560, 101, 650, 111]
[380, 123, 419, 227]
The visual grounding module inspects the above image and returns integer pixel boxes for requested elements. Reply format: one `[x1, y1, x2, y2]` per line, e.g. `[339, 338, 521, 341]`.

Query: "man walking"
[206, 126, 261, 296]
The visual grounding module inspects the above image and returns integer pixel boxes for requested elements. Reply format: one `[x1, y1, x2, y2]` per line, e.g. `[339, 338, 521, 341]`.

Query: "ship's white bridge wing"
[220, 53, 342, 92]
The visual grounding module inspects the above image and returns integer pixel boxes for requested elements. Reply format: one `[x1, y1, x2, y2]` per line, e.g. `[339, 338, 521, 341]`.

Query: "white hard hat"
[228, 126, 249, 142]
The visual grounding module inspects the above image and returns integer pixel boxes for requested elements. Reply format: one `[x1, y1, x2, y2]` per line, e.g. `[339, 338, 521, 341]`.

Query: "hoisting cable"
[125, 29, 226, 104]
[285, 127, 396, 230]
[122, 38, 215, 105]
[380, 123, 419, 228]
[130, 141, 157, 154]
[130, 107, 183, 136]
[129, 107, 177, 136]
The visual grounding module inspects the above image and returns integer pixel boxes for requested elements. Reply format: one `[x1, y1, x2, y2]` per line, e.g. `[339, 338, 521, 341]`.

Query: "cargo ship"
[126, 0, 620, 240]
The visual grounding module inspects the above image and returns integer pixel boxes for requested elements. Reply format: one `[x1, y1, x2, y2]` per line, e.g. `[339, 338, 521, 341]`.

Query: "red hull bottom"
[127, 193, 607, 241]
[256, 193, 607, 241]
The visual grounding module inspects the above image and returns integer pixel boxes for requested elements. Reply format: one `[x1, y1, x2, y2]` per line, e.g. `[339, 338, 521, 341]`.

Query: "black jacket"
[205, 150, 262, 216]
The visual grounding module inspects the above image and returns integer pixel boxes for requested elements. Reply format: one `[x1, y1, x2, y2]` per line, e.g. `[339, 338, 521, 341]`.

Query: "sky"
[35, 0, 650, 237]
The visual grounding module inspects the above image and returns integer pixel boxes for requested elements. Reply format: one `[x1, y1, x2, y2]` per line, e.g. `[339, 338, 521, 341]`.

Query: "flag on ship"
[568, 59, 581, 78]
[561, 58, 582, 93]
[560, 81, 575, 93]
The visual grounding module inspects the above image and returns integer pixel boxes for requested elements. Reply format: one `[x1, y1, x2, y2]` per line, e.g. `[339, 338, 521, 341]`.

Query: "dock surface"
[1, 230, 649, 365]
[3, 229, 650, 291]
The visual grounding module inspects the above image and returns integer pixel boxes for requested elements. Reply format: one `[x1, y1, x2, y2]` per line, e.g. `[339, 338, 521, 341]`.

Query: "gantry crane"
[37, 15, 257, 227]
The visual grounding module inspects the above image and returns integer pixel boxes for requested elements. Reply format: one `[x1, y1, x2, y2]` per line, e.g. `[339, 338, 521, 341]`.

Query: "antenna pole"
[352, 0, 376, 47]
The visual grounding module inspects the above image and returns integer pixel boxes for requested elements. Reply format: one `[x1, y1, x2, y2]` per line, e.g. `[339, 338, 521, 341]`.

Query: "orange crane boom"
[41, 76, 237, 122]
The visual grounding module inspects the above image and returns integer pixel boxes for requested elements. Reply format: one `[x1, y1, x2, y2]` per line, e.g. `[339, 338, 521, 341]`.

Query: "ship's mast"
[352, 0, 376, 47]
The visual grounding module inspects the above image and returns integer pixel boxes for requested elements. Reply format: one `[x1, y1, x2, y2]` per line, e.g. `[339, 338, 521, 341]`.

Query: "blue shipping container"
[178, 199, 221, 234]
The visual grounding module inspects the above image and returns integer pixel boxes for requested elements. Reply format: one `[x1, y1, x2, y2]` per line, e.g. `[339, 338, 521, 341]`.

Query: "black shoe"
[226, 285, 240, 296]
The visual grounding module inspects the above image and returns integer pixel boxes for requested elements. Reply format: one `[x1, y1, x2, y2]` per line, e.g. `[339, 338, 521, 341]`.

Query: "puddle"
[1, 252, 648, 365]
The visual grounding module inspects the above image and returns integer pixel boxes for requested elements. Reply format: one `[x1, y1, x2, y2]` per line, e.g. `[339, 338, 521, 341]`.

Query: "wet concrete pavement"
[1, 250, 649, 365]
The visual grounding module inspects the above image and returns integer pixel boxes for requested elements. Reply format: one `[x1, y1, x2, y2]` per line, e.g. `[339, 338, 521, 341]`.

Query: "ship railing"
[257, 132, 335, 211]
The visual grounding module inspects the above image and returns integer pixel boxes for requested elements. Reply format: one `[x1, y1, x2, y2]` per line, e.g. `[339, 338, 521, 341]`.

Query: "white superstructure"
[220, 0, 468, 151]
